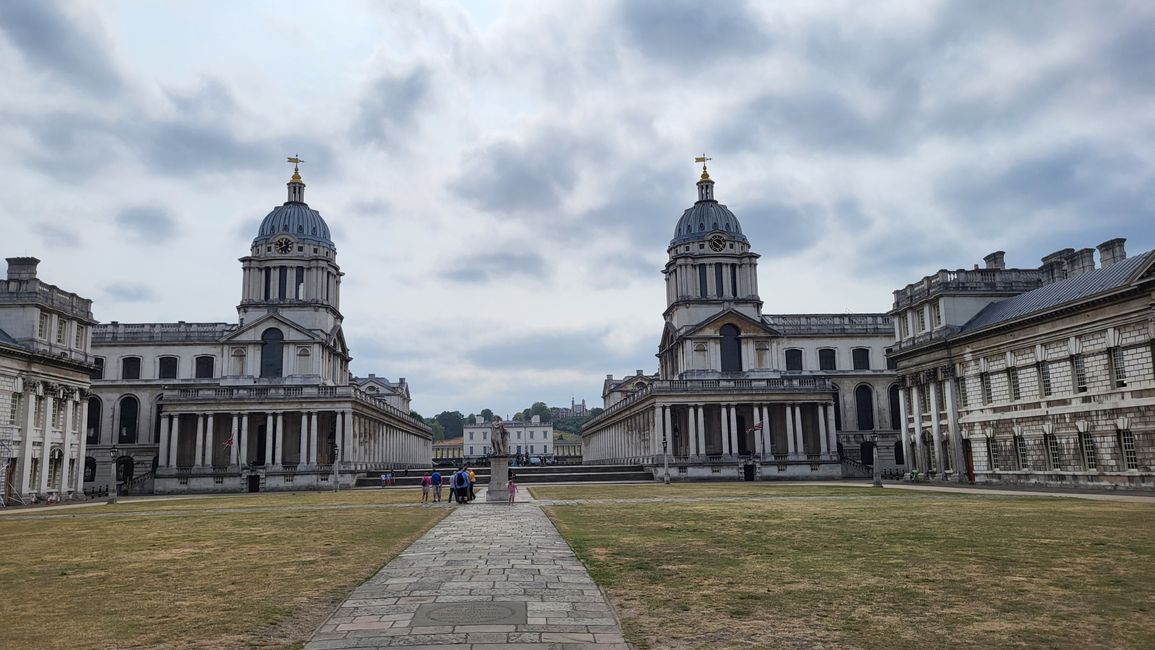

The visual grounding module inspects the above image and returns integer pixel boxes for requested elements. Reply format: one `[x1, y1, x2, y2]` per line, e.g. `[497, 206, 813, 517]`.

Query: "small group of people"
[420, 467, 476, 504]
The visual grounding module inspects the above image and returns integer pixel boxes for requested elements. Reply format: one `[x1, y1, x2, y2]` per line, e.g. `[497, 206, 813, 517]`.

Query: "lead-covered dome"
[252, 164, 335, 248]
[669, 167, 748, 246]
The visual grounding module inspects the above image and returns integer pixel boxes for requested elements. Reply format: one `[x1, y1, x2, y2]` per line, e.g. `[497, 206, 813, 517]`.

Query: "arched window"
[785, 349, 803, 372]
[888, 385, 902, 429]
[84, 456, 96, 482]
[720, 324, 742, 372]
[118, 395, 139, 443]
[260, 328, 285, 378]
[195, 356, 215, 378]
[86, 397, 102, 444]
[116, 456, 135, 482]
[852, 348, 871, 370]
[158, 356, 179, 379]
[121, 357, 141, 380]
[818, 349, 837, 371]
[855, 385, 875, 430]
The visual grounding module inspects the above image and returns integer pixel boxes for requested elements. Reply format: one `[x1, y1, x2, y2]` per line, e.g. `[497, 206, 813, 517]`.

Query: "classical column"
[687, 406, 698, 457]
[696, 405, 706, 457]
[793, 404, 804, 456]
[912, 385, 925, 472]
[337, 410, 349, 462]
[785, 404, 797, 457]
[308, 411, 319, 465]
[59, 398, 74, 494]
[929, 382, 943, 477]
[75, 395, 89, 493]
[264, 413, 275, 466]
[238, 414, 249, 466]
[274, 412, 285, 466]
[663, 405, 673, 457]
[205, 413, 215, 468]
[19, 388, 37, 495]
[39, 394, 55, 494]
[898, 387, 911, 468]
[168, 415, 180, 467]
[718, 406, 729, 456]
[818, 404, 829, 455]
[728, 405, 739, 456]
[825, 402, 837, 457]
[194, 414, 205, 468]
[945, 376, 966, 483]
[299, 412, 308, 465]
[229, 413, 239, 466]
[159, 412, 172, 469]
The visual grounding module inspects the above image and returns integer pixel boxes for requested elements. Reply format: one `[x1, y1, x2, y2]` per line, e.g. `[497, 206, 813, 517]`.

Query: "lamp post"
[872, 432, 882, 488]
[332, 445, 340, 492]
[108, 445, 119, 504]
[662, 431, 670, 485]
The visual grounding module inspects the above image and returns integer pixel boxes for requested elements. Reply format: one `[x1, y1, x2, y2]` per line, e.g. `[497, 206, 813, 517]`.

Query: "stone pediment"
[223, 313, 325, 344]
[678, 308, 779, 340]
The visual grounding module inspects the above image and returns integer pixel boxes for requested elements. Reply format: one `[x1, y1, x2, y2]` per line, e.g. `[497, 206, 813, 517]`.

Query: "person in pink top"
[420, 472, 432, 503]
[507, 479, 517, 504]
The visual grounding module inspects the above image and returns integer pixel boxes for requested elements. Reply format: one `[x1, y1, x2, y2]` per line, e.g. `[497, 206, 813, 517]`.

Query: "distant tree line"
[421, 402, 603, 440]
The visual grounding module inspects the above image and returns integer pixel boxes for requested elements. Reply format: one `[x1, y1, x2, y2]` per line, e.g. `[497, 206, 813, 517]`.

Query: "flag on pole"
[223, 435, 233, 448]
[745, 421, 763, 434]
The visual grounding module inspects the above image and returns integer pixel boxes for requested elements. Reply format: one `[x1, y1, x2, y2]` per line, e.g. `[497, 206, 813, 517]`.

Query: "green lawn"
[529, 482, 948, 500]
[544, 494, 1155, 649]
[0, 497, 445, 649]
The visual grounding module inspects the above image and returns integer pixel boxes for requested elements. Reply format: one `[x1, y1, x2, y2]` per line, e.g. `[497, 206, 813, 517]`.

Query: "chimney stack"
[1063, 248, 1097, 279]
[1039, 249, 1074, 285]
[6, 257, 40, 281]
[983, 251, 1006, 270]
[1098, 238, 1127, 268]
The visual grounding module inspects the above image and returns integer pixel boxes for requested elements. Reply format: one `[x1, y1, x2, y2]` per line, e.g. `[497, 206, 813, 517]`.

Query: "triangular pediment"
[223, 313, 325, 344]
[678, 308, 778, 340]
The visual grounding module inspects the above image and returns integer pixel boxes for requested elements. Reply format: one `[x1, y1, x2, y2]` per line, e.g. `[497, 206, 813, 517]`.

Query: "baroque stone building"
[88, 164, 432, 493]
[461, 415, 555, 460]
[582, 164, 898, 479]
[889, 240, 1154, 488]
[0, 257, 95, 503]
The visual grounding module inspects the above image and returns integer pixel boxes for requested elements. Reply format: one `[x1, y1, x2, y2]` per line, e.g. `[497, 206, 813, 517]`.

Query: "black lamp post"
[108, 445, 120, 504]
[662, 431, 670, 485]
[872, 433, 882, 488]
[332, 445, 340, 492]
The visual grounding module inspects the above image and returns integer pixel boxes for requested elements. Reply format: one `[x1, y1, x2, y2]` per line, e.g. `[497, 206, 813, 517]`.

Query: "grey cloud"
[104, 283, 159, 303]
[0, 2, 122, 96]
[450, 129, 586, 214]
[350, 66, 432, 149]
[33, 222, 80, 249]
[442, 251, 548, 284]
[615, 0, 770, 68]
[116, 205, 178, 243]
[739, 199, 828, 257]
[466, 328, 653, 372]
[164, 78, 239, 118]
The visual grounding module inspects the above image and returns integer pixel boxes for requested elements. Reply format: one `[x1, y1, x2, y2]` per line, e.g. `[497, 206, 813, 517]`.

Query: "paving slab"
[303, 503, 625, 649]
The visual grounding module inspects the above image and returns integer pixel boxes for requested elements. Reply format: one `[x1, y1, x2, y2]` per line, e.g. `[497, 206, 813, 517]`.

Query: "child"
[507, 479, 517, 504]
[420, 472, 431, 503]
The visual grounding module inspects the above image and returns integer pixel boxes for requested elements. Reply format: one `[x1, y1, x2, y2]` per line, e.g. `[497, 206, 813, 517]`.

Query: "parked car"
[527, 456, 543, 466]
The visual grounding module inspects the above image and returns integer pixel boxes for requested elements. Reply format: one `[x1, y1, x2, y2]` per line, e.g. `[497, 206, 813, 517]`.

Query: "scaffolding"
[0, 438, 26, 507]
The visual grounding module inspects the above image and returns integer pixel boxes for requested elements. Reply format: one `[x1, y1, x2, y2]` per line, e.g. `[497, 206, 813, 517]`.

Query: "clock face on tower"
[708, 234, 727, 252]
[274, 238, 293, 254]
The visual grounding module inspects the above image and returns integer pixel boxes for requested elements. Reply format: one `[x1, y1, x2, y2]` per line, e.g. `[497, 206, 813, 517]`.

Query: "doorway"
[254, 424, 267, 466]
[736, 415, 750, 455]
[247, 475, 261, 492]
[963, 439, 975, 483]
[742, 463, 755, 481]
[860, 441, 875, 467]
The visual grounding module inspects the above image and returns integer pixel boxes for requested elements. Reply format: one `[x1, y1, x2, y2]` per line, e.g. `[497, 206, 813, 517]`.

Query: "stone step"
[354, 465, 651, 487]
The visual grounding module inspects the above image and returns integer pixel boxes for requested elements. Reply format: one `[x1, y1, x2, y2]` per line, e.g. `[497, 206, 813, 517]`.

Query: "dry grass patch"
[0, 501, 445, 649]
[529, 483, 928, 500]
[544, 496, 1155, 649]
[96, 487, 428, 512]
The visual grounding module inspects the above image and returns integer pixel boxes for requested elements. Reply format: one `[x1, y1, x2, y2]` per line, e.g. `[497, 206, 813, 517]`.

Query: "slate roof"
[670, 200, 748, 246]
[0, 326, 23, 349]
[254, 201, 334, 248]
[960, 250, 1155, 334]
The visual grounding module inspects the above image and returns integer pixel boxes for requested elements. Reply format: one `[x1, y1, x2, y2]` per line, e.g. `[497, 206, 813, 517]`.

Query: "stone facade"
[88, 166, 432, 494]
[461, 415, 555, 459]
[890, 239, 1155, 489]
[582, 165, 899, 480]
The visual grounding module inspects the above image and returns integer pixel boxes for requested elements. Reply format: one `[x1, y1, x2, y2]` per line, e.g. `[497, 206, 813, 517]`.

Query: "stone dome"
[670, 201, 747, 246]
[254, 202, 334, 247]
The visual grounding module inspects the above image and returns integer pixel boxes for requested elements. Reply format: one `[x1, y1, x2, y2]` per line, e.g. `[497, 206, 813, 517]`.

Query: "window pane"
[122, 357, 141, 380]
[195, 356, 215, 379]
[785, 349, 802, 371]
[852, 349, 870, 370]
[158, 357, 178, 379]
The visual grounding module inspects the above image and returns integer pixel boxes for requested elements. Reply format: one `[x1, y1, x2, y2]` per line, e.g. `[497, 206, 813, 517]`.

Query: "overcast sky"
[2, 1, 1153, 418]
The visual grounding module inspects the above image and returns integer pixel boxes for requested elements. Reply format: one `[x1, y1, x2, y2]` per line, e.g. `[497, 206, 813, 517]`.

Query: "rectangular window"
[1118, 430, 1138, 470]
[714, 264, 724, 298]
[74, 324, 85, 349]
[936, 382, 945, 413]
[1080, 432, 1097, 470]
[52, 400, 64, 430]
[56, 318, 67, 344]
[1046, 434, 1061, 470]
[468, 431, 474, 441]
[917, 308, 927, 332]
[278, 267, 288, 299]
[957, 377, 969, 408]
[122, 357, 141, 380]
[931, 302, 942, 328]
[698, 264, 708, 297]
[158, 357, 179, 379]
[785, 349, 803, 371]
[195, 356, 215, 379]
[8, 393, 21, 425]
[263, 269, 271, 300]
[852, 348, 871, 370]
[899, 315, 910, 339]
[1038, 362, 1053, 397]
[980, 373, 992, 405]
[818, 349, 837, 371]
[37, 313, 50, 339]
[1014, 435, 1027, 470]
[295, 267, 305, 299]
[987, 437, 1000, 471]
[919, 386, 929, 413]
[468, 446, 474, 455]
[1008, 367, 1021, 401]
[34, 396, 44, 427]
[1110, 347, 1127, 388]
[1072, 355, 1088, 393]
[91, 357, 105, 381]
[730, 264, 738, 297]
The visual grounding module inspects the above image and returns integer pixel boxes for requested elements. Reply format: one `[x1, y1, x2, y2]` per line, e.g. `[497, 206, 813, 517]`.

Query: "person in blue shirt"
[430, 470, 443, 503]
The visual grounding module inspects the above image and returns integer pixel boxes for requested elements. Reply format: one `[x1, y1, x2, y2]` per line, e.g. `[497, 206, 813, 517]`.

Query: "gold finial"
[287, 155, 304, 183]
[694, 154, 712, 181]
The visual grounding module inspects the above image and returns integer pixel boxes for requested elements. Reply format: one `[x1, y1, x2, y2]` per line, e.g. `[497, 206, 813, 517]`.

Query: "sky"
[2, 1, 1154, 418]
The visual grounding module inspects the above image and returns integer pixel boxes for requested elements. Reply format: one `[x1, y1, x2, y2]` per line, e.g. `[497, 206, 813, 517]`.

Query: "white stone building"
[88, 164, 432, 493]
[461, 415, 555, 459]
[0, 257, 95, 503]
[582, 165, 898, 480]
[890, 240, 1155, 488]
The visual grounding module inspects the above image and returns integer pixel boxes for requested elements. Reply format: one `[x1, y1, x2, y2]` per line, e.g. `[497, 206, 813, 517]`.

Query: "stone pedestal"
[486, 455, 510, 502]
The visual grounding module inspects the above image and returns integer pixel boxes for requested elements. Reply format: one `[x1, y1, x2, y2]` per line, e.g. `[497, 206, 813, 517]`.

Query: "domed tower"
[662, 160, 763, 334]
[238, 159, 344, 334]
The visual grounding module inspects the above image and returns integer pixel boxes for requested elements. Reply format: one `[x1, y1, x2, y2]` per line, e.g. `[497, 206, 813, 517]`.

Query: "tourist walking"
[453, 468, 470, 504]
[420, 472, 431, 502]
[468, 467, 476, 501]
[430, 469, 442, 502]
[507, 478, 517, 504]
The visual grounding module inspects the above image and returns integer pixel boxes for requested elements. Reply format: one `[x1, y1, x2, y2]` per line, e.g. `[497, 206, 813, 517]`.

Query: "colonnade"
[584, 400, 838, 464]
[351, 414, 426, 466]
[898, 376, 965, 481]
[14, 384, 88, 498]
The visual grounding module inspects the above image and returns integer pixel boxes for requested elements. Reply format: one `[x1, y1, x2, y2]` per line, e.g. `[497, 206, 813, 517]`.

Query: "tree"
[433, 411, 465, 440]
[589, 407, 604, 417]
[480, 408, 493, 422]
[529, 401, 551, 422]
[409, 410, 423, 420]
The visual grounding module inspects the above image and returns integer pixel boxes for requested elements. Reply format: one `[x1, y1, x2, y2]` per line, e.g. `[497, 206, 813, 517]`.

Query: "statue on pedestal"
[490, 417, 510, 456]
[487, 417, 512, 502]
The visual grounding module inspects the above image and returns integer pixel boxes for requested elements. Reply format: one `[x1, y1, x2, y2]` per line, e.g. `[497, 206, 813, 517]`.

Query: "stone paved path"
[304, 501, 628, 649]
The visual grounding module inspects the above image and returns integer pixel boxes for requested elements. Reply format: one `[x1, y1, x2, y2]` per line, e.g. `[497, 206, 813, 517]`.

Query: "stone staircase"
[354, 463, 653, 488]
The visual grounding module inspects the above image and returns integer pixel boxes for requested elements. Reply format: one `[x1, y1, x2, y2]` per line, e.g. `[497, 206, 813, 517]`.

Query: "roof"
[961, 251, 1155, 333]
[0, 326, 24, 350]
[670, 200, 748, 246]
[254, 201, 334, 248]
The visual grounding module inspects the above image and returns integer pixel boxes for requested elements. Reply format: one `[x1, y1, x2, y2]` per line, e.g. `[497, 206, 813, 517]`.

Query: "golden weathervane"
[694, 154, 712, 181]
